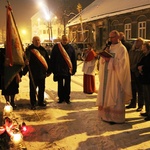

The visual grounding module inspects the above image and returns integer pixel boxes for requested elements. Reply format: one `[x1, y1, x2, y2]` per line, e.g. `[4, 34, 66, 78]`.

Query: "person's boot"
[136, 107, 143, 112]
[144, 116, 150, 121]
[126, 103, 136, 109]
[5, 95, 10, 103]
[10, 95, 17, 109]
[10, 102, 17, 109]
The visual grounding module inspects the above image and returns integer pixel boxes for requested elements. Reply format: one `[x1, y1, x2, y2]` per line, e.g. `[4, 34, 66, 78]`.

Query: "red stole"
[58, 43, 73, 74]
[31, 49, 48, 70]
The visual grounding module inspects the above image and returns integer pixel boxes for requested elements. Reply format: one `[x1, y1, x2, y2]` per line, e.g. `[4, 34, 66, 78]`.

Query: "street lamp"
[38, 2, 57, 41]
[46, 19, 51, 42]
[21, 29, 26, 35]
[39, 2, 57, 41]
[46, 16, 57, 41]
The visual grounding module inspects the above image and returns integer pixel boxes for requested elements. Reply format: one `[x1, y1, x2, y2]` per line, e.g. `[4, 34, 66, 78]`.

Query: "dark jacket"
[0, 48, 5, 89]
[23, 44, 51, 79]
[121, 40, 132, 52]
[0, 48, 5, 74]
[50, 43, 77, 76]
[137, 52, 150, 84]
[129, 48, 144, 77]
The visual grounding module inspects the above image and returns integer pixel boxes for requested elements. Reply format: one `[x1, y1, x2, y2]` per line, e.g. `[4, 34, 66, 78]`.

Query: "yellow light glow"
[38, 1, 51, 21]
[22, 30, 26, 35]
[4, 104, 13, 116]
[37, 18, 41, 22]
[11, 131, 23, 145]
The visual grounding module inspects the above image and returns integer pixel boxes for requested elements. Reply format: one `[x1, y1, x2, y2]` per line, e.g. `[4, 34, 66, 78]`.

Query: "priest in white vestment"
[96, 30, 132, 124]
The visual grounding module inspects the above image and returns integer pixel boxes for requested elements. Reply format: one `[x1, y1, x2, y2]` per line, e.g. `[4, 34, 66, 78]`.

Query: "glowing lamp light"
[22, 122, 27, 132]
[11, 129, 23, 145]
[22, 29, 26, 35]
[4, 103, 13, 116]
[19, 122, 27, 132]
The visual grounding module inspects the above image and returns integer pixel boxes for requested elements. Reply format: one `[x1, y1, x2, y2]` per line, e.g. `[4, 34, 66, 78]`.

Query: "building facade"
[31, 11, 64, 43]
[67, 0, 150, 50]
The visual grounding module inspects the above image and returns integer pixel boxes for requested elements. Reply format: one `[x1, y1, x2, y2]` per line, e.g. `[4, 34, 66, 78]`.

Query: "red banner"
[4, 5, 24, 89]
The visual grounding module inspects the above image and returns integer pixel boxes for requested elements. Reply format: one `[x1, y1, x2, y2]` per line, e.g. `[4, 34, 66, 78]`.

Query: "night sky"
[0, 0, 94, 28]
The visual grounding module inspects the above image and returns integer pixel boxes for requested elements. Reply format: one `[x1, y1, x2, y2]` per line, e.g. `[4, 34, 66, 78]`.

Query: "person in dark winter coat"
[50, 35, 77, 104]
[0, 47, 22, 109]
[119, 32, 132, 52]
[0, 48, 5, 89]
[23, 36, 51, 110]
[137, 42, 150, 121]
[126, 37, 144, 111]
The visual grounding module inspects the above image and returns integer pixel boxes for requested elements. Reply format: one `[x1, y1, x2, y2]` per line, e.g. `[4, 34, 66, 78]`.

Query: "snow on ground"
[0, 61, 150, 150]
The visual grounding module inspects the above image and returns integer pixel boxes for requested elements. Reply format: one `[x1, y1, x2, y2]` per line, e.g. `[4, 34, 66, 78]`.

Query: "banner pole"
[6, 1, 38, 97]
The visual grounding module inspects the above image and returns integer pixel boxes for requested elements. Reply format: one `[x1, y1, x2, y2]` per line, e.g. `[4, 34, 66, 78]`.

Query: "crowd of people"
[96, 30, 150, 124]
[0, 35, 77, 110]
[0, 30, 150, 123]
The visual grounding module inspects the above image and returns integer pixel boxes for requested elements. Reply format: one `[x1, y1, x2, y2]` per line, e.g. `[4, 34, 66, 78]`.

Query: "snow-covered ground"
[0, 61, 150, 150]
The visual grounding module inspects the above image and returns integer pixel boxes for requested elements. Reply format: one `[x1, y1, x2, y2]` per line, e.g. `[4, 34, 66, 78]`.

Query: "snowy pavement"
[0, 61, 150, 150]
